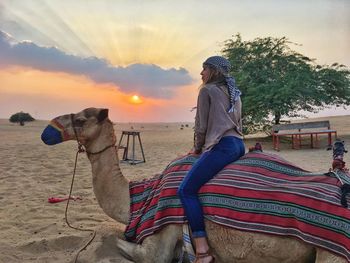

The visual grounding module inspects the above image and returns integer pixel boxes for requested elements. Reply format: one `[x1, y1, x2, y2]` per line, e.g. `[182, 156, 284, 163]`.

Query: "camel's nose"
[41, 125, 63, 145]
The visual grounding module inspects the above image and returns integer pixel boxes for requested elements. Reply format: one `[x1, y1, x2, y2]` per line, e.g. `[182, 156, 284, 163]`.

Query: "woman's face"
[200, 65, 211, 83]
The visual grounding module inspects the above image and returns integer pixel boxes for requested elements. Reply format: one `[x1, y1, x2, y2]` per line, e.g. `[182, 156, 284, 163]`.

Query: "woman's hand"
[189, 147, 202, 155]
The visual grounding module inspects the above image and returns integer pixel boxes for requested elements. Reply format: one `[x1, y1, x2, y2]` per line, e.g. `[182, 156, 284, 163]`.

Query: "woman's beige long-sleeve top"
[194, 82, 243, 152]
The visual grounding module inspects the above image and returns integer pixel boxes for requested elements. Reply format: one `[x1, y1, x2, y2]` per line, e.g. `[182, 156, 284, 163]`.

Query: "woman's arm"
[194, 87, 210, 153]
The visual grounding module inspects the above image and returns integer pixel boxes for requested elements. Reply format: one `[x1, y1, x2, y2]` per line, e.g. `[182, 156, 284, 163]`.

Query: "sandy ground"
[0, 115, 349, 263]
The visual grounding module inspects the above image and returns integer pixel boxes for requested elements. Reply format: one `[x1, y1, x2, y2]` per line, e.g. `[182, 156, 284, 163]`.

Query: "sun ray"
[2, 1, 95, 57]
[43, 1, 96, 56]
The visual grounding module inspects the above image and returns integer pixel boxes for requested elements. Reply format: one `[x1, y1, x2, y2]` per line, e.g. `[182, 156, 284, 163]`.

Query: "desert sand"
[0, 115, 349, 263]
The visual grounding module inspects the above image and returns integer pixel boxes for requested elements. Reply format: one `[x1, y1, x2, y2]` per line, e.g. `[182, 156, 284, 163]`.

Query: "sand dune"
[0, 115, 349, 262]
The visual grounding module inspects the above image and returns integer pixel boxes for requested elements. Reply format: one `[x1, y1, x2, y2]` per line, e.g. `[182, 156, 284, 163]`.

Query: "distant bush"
[9, 112, 35, 126]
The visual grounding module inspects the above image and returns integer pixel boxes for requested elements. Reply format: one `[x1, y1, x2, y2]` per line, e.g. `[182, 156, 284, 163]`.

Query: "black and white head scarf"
[203, 56, 241, 113]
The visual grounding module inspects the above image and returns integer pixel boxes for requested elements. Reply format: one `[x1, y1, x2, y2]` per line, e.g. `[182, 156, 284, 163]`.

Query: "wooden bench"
[272, 120, 337, 151]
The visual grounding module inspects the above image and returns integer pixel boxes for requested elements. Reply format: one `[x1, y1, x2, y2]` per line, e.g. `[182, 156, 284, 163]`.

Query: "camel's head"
[41, 108, 110, 146]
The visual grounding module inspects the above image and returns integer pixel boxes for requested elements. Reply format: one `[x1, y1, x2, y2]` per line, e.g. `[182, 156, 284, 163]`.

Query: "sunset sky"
[0, 0, 349, 122]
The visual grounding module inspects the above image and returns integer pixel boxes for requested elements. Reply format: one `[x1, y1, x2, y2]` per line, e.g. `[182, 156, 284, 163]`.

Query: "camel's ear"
[97, 108, 109, 122]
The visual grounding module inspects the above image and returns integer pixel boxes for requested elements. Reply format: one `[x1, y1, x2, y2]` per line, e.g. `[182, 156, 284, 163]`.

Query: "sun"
[129, 94, 143, 104]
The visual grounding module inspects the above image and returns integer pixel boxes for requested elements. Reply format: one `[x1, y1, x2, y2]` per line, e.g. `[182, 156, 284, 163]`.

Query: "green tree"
[9, 112, 35, 126]
[222, 34, 350, 134]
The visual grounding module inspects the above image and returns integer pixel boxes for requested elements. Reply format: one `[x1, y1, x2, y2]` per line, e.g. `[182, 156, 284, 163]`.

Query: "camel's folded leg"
[315, 249, 347, 263]
[116, 225, 182, 263]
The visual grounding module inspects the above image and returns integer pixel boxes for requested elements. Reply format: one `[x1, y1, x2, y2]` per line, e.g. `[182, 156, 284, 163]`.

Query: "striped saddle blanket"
[124, 152, 350, 261]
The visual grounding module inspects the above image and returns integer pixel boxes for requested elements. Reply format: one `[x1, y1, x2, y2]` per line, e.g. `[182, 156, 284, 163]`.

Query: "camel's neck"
[86, 122, 130, 224]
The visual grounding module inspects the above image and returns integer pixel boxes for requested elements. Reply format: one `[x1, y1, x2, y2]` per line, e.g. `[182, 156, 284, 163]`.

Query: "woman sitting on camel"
[177, 56, 245, 263]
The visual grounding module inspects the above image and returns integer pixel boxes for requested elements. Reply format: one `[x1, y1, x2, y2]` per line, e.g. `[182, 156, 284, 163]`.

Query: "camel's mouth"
[41, 124, 63, 145]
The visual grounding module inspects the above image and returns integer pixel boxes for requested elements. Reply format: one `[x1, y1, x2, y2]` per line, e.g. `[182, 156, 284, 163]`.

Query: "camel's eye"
[75, 117, 87, 127]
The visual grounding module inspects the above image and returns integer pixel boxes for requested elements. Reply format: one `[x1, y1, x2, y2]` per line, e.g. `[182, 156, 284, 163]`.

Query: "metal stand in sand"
[117, 131, 146, 165]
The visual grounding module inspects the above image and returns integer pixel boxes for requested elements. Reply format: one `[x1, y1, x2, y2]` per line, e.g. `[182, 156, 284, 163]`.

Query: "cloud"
[0, 30, 193, 98]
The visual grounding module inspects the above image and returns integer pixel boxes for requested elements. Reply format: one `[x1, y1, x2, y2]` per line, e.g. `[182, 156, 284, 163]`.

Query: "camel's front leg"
[116, 225, 182, 263]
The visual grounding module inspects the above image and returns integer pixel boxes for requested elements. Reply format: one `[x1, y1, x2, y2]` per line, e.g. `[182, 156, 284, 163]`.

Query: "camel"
[41, 107, 348, 263]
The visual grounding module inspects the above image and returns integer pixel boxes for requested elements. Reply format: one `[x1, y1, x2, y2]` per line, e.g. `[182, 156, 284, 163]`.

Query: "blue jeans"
[177, 136, 245, 238]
